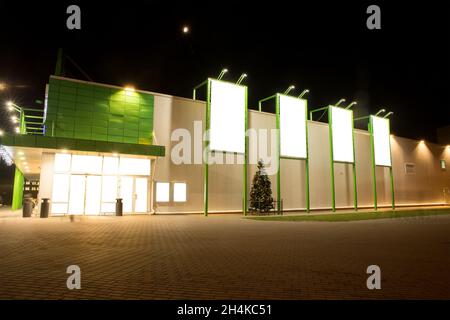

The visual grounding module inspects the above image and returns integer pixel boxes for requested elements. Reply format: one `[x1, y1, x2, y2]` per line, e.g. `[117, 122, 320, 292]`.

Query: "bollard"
[22, 197, 33, 218]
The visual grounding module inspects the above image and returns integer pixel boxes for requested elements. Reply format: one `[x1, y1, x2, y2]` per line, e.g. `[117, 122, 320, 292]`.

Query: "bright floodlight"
[0, 130, 3, 136]
[15, 127, 20, 133]
[124, 86, 135, 92]
[298, 89, 309, 98]
[283, 85, 295, 95]
[345, 101, 357, 109]
[384, 111, 394, 118]
[182, 26, 189, 33]
[217, 68, 228, 80]
[236, 73, 247, 85]
[374, 108, 386, 116]
[6, 101, 13, 107]
[0, 83, 6, 91]
[335, 98, 346, 107]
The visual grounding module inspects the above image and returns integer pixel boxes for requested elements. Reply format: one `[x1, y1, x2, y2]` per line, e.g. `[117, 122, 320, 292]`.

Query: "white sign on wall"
[371, 115, 392, 167]
[279, 94, 307, 159]
[330, 106, 354, 163]
[209, 79, 246, 153]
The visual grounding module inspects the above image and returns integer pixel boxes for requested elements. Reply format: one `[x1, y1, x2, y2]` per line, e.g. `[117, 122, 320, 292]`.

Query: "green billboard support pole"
[275, 94, 281, 213]
[388, 120, 395, 210]
[305, 102, 311, 213]
[204, 80, 211, 217]
[368, 121, 378, 210]
[12, 167, 24, 210]
[243, 87, 249, 215]
[327, 106, 336, 212]
[351, 113, 358, 211]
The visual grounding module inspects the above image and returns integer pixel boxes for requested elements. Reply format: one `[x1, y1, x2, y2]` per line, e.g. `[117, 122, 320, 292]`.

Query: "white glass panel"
[71, 155, 103, 174]
[54, 153, 71, 172]
[120, 177, 134, 213]
[119, 157, 151, 176]
[209, 79, 246, 153]
[279, 94, 307, 158]
[372, 116, 392, 167]
[101, 203, 116, 213]
[331, 106, 354, 163]
[156, 182, 170, 202]
[68, 175, 86, 215]
[135, 178, 148, 213]
[103, 157, 119, 174]
[173, 182, 187, 202]
[52, 174, 70, 202]
[51, 203, 68, 214]
[102, 176, 118, 202]
[85, 176, 101, 215]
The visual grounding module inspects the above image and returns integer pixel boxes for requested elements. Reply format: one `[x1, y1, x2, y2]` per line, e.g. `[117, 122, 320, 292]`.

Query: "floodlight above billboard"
[209, 79, 246, 153]
[330, 106, 354, 163]
[279, 94, 307, 159]
[371, 115, 392, 167]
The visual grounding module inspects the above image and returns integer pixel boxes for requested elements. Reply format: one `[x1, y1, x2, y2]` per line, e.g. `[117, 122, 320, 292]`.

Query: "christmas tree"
[249, 159, 274, 213]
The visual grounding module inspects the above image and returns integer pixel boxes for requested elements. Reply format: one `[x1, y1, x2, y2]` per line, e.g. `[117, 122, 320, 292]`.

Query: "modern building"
[0, 75, 449, 216]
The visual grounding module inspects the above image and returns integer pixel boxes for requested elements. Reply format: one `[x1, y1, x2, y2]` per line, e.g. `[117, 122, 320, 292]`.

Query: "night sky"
[0, 1, 449, 142]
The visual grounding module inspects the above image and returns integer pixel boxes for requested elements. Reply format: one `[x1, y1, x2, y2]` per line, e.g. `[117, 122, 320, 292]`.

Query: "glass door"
[120, 176, 134, 213]
[68, 175, 86, 215]
[134, 177, 148, 213]
[85, 176, 101, 215]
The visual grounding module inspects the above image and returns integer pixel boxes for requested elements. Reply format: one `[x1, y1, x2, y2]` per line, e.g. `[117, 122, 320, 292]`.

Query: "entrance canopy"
[0, 133, 165, 179]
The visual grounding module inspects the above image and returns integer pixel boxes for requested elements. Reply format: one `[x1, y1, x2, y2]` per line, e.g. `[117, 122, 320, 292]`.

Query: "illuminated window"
[52, 174, 70, 202]
[71, 155, 103, 174]
[173, 182, 187, 202]
[103, 157, 119, 174]
[156, 182, 170, 202]
[54, 153, 71, 172]
[119, 157, 151, 176]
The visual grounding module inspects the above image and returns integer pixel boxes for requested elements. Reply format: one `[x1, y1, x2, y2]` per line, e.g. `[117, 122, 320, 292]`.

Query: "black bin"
[22, 198, 33, 218]
[40, 198, 50, 218]
[116, 198, 123, 216]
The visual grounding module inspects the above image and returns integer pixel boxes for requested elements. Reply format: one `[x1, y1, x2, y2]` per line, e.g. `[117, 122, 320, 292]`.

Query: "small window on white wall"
[173, 183, 187, 202]
[156, 182, 170, 202]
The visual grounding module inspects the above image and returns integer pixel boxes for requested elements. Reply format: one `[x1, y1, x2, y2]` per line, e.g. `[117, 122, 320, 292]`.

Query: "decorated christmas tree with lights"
[249, 160, 274, 213]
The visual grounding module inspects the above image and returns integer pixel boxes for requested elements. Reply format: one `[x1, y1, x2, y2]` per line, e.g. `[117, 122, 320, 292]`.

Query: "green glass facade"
[45, 76, 154, 145]
[11, 167, 24, 210]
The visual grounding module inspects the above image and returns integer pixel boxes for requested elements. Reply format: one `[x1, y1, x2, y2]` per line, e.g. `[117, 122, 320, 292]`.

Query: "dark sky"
[0, 0, 449, 142]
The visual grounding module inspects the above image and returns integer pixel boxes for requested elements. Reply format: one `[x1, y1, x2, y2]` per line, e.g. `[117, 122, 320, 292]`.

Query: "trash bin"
[22, 197, 33, 218]
[116, 198, 123, 216]
[40, 198, 50, 218]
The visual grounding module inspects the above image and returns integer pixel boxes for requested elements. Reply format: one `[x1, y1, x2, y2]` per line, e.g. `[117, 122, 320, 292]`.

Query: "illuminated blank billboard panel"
[330, 106, 354, 163]
[372, 116, 392, 167]
[209, 79, 246, 153]
[279, 94, 307, 158]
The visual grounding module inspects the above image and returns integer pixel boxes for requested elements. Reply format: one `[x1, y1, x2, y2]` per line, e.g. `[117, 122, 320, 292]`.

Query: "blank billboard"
[371, 115, 392, 167]
[330, 106, 354, 163]
[279, 94, 307, 158]
[209, 79, 246, 153]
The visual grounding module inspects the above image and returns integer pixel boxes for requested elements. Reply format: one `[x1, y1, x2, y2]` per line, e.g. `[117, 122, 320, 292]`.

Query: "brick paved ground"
[0, 213, 449, 299]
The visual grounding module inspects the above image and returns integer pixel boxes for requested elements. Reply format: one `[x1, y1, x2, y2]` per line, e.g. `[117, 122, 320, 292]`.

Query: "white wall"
[151, 93, 450, 213]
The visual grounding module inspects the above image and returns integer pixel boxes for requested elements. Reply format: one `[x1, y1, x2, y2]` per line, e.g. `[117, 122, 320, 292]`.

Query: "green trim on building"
[0, 133, 165, 157]
[12, 167, 24, 210]
[45, 76, 154, 145]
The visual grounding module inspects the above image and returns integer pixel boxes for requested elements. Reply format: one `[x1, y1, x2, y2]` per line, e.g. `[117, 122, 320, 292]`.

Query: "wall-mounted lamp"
[335, 98, 346, 107]
[236, 73, 247, 85]
[217, 68, 228, 80]
[298, 89, 309, 99]
[283, 85, 295, 95]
